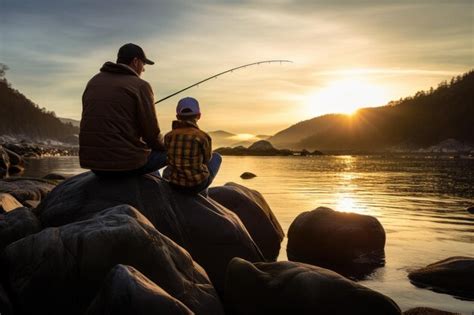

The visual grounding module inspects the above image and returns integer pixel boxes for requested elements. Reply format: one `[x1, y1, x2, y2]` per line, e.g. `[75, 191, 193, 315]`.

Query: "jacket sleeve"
[136, 82, 166, 151]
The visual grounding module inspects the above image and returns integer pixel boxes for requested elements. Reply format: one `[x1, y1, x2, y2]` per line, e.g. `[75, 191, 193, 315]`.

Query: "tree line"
[0, 64, 79, 142]
[271, 70, 474, 151]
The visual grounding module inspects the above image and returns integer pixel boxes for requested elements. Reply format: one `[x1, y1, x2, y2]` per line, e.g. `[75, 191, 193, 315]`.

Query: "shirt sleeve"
[136, 82, 165, 151]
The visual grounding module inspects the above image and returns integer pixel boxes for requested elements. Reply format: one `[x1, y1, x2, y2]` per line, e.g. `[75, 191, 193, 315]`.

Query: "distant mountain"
[0, 64, 79, 142]
[209, 131, 271, 149]
[59, 117, 81, 127]
[208, 130, 237, 148]
[209, 130, 235, 137]
[269, 70, 474, 152]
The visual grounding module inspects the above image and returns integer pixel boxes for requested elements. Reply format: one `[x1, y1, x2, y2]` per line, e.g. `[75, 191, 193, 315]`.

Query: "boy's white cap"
[177, 97, 200, 116]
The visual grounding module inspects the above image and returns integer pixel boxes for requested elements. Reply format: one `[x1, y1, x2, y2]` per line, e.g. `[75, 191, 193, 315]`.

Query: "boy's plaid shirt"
[164, 120, 212, 187]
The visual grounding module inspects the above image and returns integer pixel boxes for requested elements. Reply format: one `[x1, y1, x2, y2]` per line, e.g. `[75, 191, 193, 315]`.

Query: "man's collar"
[117, 63, 140, 76]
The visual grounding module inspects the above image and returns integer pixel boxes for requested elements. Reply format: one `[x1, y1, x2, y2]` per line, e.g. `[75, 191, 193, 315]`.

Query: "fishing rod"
[155, 60, 292, 104]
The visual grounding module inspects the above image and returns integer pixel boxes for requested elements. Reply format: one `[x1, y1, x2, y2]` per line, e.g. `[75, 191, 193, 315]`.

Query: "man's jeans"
[137, 150, 168, 176]
[92, 150, 167, 177]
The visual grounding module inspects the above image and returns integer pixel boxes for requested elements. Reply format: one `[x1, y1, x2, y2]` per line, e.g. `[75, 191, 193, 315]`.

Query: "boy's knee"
[212, 152, 222, 163]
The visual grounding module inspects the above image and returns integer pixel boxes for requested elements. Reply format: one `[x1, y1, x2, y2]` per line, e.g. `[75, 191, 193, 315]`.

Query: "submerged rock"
[287, 207, 385, 278]
[86, 264, 194, 315]
[0, 193, 23, 213]
[35, 172, 264, 293]
[5, 205, 223, 315]
[209, 182, 284, 261]
[0, 207, 41, 252]
[240, 172, 257, 179]
[467, 206, 474, 214]
[408, 256, 474, 299]
[224, 258, 401, 315]
[0, 177, 56, 203]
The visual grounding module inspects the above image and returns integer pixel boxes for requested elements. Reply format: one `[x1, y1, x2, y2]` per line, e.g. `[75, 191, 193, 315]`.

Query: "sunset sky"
[1, 0, 473, 135]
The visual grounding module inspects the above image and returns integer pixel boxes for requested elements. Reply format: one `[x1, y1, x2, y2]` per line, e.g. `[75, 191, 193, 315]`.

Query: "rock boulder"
[224, 258, 401, 315]
[0, 193, 23, 213]
[287, 207, 386, 277]
[209, 182, 284, 260]
[0, 145, 9, 178]
[35, 172, 264, 293]
[240, 172, 257, 179]
[86, 264, 194, 315]
[408, 256, 474, 299]
[0, 178, 56, 203]
[0, 207, 41, 253]
[4, 205, 224, 315]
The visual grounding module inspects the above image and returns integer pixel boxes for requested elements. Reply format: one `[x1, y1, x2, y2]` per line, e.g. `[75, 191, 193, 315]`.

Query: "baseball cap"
[117, 43, 155, 65]
[177, 97, 201, 116]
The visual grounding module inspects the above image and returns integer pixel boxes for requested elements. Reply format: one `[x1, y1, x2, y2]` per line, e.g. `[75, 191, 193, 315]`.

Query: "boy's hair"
[177, 114, 200, 121]
[177, 108, 200, 121]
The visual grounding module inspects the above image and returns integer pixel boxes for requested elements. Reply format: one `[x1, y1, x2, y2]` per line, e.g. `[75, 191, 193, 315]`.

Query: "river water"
[22, 155, 474, 314]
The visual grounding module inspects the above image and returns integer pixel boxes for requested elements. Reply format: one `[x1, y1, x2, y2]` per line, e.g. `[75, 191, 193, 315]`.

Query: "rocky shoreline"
[0, 173, 472, 314]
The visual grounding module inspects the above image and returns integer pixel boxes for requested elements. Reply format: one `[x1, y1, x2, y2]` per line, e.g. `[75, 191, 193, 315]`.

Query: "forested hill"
[0, 64, 78, 141]
[269, 70, 474, 151]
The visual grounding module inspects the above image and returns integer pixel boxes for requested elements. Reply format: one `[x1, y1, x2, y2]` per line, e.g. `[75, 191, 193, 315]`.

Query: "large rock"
[4, 205, 224, 315]
[0, 193, 23, 213]
[209, 182, 284, 261]
[287, 207, 386, 278]
[36, 172, 264, 293]
[86, 264, 193, 315]
[224, 258, 401, 315]
[408, 256, 474, 299]
[0, 207, 41, 252]
[0, 177, 56, 203]
[3, 148, 24, 175]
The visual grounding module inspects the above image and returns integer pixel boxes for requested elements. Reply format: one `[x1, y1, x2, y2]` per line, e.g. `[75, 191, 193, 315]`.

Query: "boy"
[164, 97, 222, 194]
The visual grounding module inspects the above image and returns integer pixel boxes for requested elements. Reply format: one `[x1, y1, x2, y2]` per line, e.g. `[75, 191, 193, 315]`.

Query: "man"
[80, 43, 167, 176]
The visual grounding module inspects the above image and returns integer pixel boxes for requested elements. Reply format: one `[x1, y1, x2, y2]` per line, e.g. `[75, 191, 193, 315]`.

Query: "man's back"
[80, 62, 163, 171]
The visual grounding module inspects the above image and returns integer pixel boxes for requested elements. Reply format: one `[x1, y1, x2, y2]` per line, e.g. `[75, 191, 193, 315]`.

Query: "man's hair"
[117, 56, 134, 65]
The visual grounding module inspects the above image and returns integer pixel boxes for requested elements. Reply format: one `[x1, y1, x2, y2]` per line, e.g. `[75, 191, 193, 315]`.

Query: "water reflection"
[18, 155, 474, 313]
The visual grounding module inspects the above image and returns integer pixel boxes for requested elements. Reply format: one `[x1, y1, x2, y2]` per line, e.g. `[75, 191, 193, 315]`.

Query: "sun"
[306, 77, 389, 117]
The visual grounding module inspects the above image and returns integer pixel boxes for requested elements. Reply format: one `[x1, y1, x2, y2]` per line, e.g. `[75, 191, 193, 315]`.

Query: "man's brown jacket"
[80, 62, 164, 171]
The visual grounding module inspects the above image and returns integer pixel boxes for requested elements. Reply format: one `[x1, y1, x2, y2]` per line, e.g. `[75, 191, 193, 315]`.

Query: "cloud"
[1, 0, 472, 134]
